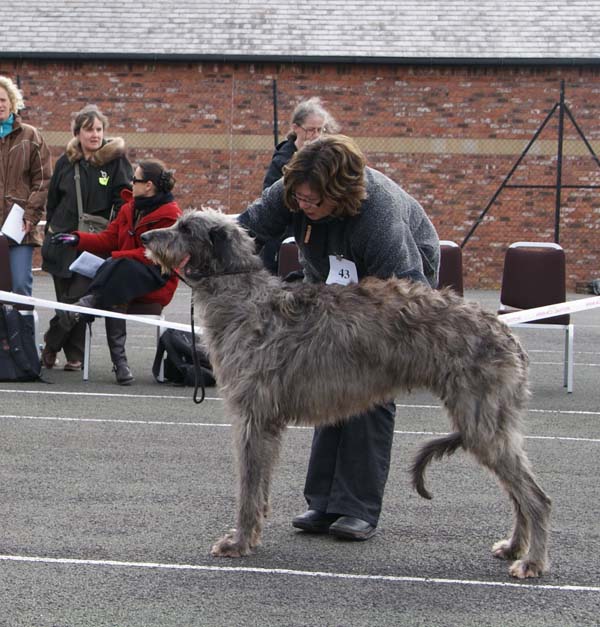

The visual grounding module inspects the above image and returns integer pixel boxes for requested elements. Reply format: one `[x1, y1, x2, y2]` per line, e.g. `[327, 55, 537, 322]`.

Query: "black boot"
[105, 316, 134, 385]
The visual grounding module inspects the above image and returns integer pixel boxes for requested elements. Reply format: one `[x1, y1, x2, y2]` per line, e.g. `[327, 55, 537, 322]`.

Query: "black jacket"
[42, 137, 133, 277]
[262, 139, 297, 189]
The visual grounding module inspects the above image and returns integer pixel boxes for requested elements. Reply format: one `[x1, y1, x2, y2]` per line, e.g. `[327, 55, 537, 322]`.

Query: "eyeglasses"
[291, 192, 323, 208]
[132, 177, 147, 184]
[299, 125, 324, 135]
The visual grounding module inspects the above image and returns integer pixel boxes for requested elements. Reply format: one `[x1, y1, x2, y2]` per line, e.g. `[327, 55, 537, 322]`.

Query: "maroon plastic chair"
[499, 241, 573, 393]
[277, 237, 302, 278]
[438, 240, 464, 296]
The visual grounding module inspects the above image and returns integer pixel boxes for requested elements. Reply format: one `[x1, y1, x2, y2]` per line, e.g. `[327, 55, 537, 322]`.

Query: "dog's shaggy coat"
[142, 209, 551, 579]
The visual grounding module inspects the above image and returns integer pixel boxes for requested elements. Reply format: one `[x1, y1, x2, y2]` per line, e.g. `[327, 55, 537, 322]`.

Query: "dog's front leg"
[211, 417, 282, 558]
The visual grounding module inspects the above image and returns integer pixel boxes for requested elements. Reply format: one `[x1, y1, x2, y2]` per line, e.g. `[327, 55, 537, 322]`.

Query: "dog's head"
[142, 209, 262, 283]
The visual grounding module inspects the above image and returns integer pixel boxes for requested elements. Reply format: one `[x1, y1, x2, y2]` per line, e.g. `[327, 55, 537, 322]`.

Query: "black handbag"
[74, 162, 109, 233]
[0, 306, 41, 381]
[152, 329, 216, 387]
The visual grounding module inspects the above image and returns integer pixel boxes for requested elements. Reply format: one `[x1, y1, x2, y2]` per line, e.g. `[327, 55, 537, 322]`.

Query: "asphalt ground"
[0, 273, 598, 627]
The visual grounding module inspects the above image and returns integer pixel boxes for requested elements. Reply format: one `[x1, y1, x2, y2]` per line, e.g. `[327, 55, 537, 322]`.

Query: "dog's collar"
[174, 268, 255, 287]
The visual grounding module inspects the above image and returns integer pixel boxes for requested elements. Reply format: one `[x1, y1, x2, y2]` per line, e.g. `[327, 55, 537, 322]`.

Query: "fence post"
[554, 80, 566, 244]
[272, 79, 279, 147]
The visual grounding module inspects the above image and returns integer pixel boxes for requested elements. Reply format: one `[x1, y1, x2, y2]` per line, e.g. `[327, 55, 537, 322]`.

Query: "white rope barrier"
[0, 290, 193, 333]
[1, 290, 598, 332]
[498, 296, 600, 325]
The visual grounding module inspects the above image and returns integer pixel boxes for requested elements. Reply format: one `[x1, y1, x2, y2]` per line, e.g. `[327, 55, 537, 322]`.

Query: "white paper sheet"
[68, 251, 105, 278]
[1, 203, 26, 244]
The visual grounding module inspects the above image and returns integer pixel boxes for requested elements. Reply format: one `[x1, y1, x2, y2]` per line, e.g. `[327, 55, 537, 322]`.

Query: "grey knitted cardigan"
[239, 167, 440, 287]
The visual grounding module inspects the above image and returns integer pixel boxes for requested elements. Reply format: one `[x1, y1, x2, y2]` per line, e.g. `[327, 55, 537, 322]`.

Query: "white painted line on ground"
[2, 388, 600, 417]
[0, 554, 597, 593]
[0, 414, 230, 428]
[532, 361, 600, 367]
[0, 388, 218, 401]
[527, 349, 600, 355]
[1, 414, 598, 444]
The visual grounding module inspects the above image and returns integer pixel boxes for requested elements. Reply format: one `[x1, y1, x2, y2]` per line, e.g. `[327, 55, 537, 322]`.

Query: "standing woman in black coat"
[260, 97, 339, 274]
[263, 97, 339, 190]
[41, 104, 133, 371]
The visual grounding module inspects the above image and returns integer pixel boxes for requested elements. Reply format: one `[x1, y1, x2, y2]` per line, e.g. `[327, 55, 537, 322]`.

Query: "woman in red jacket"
[50, 159, 182, 384]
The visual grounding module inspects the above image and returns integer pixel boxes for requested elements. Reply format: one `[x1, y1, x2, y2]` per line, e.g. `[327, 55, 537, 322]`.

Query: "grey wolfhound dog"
[142, 209, 551, 579]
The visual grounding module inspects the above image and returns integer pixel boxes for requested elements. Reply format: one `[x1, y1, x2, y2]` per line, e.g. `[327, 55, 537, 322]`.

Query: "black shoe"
[292, 509, 341, 534]
[328, 516, 377, 541]
[113, 362, 134, 385]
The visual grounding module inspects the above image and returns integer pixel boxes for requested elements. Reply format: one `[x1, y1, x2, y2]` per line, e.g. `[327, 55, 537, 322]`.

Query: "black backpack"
[152, 329, 216, 387]
[0, 306, 42, 382]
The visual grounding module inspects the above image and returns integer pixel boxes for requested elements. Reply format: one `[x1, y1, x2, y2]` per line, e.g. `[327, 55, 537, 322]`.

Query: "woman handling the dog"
[48, 159, 182, 385]
[239, 134, 439, 541]
[41, 104, 133, 372]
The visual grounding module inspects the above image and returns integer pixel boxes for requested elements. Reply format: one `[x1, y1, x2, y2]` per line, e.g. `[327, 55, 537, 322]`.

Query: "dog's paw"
[509, 558, 545, 579]
[249, 528, 263, 549]
[211, 532, 251, 558]
[492, 539, 522, 561]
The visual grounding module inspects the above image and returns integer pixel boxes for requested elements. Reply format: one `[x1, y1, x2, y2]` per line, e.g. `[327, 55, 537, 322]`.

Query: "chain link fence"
[15, 70, 599, 288]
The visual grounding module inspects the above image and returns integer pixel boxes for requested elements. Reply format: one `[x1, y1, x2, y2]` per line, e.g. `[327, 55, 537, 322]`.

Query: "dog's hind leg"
[490, 447, 551, 578]
[211, 416, 283, 558]
[470, 426, 551, 579]
[491, 490, 530, 563]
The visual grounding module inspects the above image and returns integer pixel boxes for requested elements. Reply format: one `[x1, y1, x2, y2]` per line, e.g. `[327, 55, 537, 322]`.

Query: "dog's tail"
[410, 432, 463, 500]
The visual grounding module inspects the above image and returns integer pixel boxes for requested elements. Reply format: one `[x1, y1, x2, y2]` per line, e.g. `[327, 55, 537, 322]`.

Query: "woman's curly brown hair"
[283, 135, 367, 218]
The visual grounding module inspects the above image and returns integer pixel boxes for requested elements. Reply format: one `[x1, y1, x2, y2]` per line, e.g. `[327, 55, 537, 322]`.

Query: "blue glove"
[50, 232, 79, 246]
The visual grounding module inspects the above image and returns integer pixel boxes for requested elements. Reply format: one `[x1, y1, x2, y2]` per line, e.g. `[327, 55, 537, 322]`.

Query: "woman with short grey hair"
[260, 97, 339, 273]
[263, 96, 339, 190]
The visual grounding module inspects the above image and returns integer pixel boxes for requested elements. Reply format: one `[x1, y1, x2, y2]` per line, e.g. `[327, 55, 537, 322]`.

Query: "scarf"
[133, 191, 174, 224]
[0, 113, 15, 138]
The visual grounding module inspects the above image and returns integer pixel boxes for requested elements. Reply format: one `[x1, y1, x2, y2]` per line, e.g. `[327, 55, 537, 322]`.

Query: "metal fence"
[18, 71, 600, 288]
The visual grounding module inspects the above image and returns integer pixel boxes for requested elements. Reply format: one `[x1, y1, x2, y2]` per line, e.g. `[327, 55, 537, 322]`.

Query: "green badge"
[99, 170, 109, 186]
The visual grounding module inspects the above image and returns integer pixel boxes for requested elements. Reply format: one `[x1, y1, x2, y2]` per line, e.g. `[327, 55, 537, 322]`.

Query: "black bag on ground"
[152, 329, 216, 387]
[0, 306, 42, 382]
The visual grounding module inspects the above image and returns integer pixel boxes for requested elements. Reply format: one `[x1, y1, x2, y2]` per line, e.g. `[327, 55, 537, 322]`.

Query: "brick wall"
[2, 58, 599, 290]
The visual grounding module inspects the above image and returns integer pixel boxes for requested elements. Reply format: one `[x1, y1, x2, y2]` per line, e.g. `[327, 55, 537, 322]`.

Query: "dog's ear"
[209, 226, 231, 265]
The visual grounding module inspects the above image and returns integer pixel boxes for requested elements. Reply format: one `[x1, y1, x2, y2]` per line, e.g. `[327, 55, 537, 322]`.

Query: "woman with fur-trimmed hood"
[41, 104, 133, 372]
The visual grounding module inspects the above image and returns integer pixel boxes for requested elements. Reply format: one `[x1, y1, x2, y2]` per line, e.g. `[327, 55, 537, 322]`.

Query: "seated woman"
[51, 159, 182, 385]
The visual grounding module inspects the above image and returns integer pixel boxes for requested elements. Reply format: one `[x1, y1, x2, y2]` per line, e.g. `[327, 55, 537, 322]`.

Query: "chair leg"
[21, 310, 41, 358]
[565, 324, 574, 393]
[83, 321, 92, 381]
[156, 317, 165, 382]
[32, 310, 41, 358]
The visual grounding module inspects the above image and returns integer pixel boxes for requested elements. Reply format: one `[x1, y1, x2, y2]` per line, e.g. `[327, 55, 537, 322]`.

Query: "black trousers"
[303, 400, 396, 526]
[44, 259, 166, 360]
[89, 258, 167, 308]
[44, 274, 92, 362]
